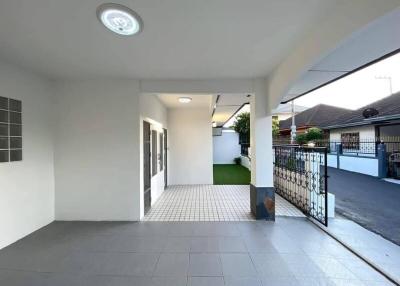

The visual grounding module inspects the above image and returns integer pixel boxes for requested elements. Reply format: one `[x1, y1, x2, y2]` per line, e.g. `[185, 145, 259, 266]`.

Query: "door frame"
[143, 120, 152, 215]
[163, 128, 168, 189]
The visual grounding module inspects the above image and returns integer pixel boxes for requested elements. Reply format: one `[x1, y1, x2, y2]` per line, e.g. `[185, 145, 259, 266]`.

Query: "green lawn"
[213, 164, 251, 185]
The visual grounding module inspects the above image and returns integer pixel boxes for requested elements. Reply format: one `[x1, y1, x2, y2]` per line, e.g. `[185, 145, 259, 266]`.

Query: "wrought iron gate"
[273, 145, 328, 226]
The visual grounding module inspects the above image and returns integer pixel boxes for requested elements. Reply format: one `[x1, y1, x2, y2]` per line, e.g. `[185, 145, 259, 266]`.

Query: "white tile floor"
[144, 185, 304, 221]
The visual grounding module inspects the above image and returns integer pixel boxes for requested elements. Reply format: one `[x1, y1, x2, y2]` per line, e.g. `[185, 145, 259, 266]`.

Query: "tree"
[233, 112, 250, 146]
[305, 127, 324, 141]
[233, 112, 250, 135]
[272, 116, 280, 137]
[295, 127, 324, 145]
[295, 133, 307, 145]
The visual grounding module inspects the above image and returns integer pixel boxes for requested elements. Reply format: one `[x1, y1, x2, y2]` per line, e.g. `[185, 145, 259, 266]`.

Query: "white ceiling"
[282, 7, 400, 102]
[212, 94, 250, 127]
[0, 0, 337, 80]
[157, 93, 249, 126]
[157, 94, 212, 109]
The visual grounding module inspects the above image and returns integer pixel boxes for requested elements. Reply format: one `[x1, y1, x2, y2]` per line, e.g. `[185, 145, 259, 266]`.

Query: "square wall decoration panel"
[0, 96, 22, 163]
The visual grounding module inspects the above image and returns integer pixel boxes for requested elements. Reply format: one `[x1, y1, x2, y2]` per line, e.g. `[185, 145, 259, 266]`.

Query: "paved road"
[328, 167, 400, 246]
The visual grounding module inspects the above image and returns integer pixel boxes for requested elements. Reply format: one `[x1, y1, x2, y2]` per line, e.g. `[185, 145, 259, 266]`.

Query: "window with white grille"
[0, 96, 22, 162]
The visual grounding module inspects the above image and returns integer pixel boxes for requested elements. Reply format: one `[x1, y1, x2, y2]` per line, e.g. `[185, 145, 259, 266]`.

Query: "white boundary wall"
[241, 155, 251, 170]
[327, 154, 378, 177]
[213, 130, 241, 164]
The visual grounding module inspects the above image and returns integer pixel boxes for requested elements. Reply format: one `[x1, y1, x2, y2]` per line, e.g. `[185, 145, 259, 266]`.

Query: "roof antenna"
[375, 76, 393, 95]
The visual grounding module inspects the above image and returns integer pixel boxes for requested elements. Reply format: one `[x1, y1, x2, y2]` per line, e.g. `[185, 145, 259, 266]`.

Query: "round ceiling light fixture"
[97, 3, 143, 36]
[178, 97, 192, 104]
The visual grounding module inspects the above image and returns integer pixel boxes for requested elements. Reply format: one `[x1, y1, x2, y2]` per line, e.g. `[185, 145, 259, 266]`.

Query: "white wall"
[241, 155, 251, 170]
[0, 61, 55, 249]
[340, 155, 379, 176]
[54, 80, 141, 221]
[213, 130, 241, 164]
[250, 79, 274, 187]
[330, 125, 376, 141]
[327, 154, 379, 177]
[168, 108, 213, 185]
[327, 154, 338, 168]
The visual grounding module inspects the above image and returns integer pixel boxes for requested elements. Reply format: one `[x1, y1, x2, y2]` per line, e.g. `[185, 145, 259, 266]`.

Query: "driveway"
[328, 167, 400, 245]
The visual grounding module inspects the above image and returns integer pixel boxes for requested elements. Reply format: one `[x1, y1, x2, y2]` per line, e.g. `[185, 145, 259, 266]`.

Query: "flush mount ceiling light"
[178, 97, 192, 103]
[97, 3, 143, 36]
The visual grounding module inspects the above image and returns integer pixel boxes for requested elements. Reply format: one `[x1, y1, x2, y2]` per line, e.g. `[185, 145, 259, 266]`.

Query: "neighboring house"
[308, 93, 400, 178]
[279, 104, 352, 136]
[322, 92, 400, 143]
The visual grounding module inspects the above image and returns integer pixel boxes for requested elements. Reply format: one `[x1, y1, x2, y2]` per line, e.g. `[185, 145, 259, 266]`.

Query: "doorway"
[163, 128, 168, 189]
[143, 121, 151, 214]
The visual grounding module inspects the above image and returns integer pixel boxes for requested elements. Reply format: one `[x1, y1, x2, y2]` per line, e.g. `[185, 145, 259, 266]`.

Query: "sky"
[224, 52, 400, 127]
[295, 53, 400, 110]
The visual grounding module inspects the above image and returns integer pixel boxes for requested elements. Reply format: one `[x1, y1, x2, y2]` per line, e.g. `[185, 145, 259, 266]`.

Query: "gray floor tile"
[294, 277, 337, 286]
[152, 276, 188, 286]
[278, 253, 314, 265]
[288, 263, 327, 279]
[188, 276, 224, 286]
[218, 237, 247, 253]
[192, 224, 240, 237]
[243, 236, 278, 253]
[337, 258, 388, 282]
[333, 279, 370, 286]
[167, 224, 196, 236]
[120, 223, 172, 236]
[0, 220, 391, 286]
[99, 252, 159, 276]
[68, 234, 115, 252]
[236, 223, 266, 237]
[251, 254, 294, 278]
[190, 237, 219, 253]
[0, 247, 67, 272]
[260, 276, 299, 286]
[8, 232, 71, 252]
[0, 269, 49, 286]
[109, 236, 167, 253]
[270, 237, 305, 254]
[154, 253, 189, 276]
[55, 252, 104, 274]
[224, 276, 262, 286]
[220, 253, 257, 276]
[308, 255, 359, 280]
[164, 237, 191, 252]
[189, 254, 222, 276]
[45, 273, 153, 286]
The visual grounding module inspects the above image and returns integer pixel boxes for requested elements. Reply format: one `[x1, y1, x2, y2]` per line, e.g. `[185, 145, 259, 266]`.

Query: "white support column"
[249, 79, 275, 220]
